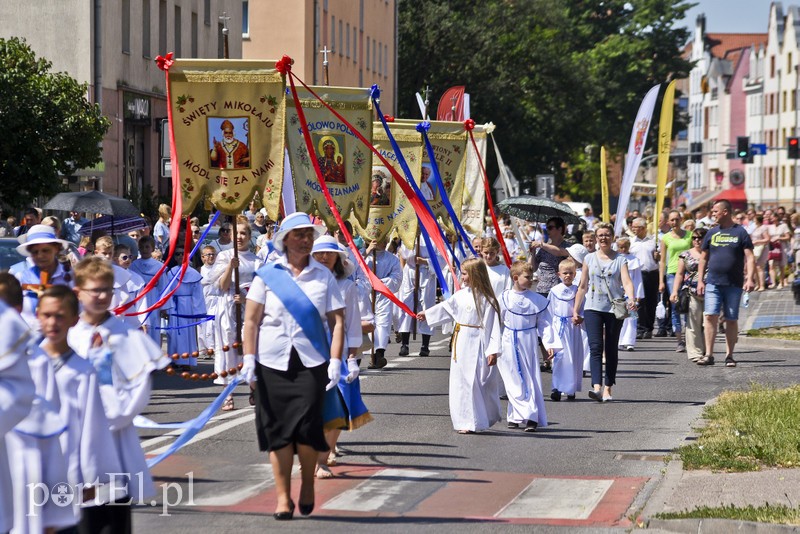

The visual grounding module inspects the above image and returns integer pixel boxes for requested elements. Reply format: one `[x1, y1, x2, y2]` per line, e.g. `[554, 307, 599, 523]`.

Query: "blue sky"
[679, 0, 772, 34]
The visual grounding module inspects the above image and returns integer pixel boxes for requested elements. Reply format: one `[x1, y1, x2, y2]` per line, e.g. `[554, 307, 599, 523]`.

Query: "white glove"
[326, 359, 342, 391]
[345, 359, 360, 383]
[241, 354, 257, 384]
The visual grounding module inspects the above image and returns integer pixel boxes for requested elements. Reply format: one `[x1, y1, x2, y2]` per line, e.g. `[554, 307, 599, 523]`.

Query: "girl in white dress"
[616, 237, 644, 351]
[208, 216, 259, 410]
[482, 237, 511, 299]
[418, 258, 502, 434]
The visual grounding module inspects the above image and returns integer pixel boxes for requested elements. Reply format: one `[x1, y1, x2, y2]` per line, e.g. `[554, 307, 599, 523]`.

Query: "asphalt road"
[132, 330, 799, 533]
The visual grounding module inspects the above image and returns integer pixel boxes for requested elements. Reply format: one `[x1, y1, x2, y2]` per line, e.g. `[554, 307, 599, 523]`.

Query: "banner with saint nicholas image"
[286, 86, 373, 229]
[395, 120, 469, 235]
[165, 59, 286, 216]
[351, 122, 423, 248]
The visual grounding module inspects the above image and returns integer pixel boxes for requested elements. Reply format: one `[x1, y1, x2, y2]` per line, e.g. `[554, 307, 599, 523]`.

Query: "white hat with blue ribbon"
[16, 224, 70, 256]
[311, 235, 356, 278]
[272, 212, 326, 252]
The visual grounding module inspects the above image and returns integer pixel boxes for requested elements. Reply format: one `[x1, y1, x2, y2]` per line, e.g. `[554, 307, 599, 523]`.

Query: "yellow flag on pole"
[600, 146, 609, 223]
[655, 80, 676, 235]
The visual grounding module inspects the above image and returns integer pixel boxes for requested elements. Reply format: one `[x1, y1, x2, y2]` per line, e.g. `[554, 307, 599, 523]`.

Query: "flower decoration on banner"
[289, 114, 299, 126]
[295, 145, 311, 169]
[176, 94, 194, 113]
[356, 117, 368, 130]
[464, 119, 476, 131]
[384, 115, 395, 122]
[351, 146, 366, 175]
[275, 55, 293, 75]
[155, 52, 174, 71]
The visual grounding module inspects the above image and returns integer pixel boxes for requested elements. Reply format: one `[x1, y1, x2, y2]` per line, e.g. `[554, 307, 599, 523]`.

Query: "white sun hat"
[16, 224, 70, 256]
[272, 212, 326, 252]
[311, 235, 356, 278]
[566, 243, 588, 265]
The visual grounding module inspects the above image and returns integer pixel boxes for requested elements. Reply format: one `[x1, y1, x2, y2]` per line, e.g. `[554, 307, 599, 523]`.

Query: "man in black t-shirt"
[696, 200, 755, 367]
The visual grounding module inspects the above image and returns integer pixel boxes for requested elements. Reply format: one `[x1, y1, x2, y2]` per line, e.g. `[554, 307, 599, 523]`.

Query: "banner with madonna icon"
[286, 86, 373, 229]
[395, 119, 468, 235]
[351, 122, 423, 248]
[165, 59, 286, 217]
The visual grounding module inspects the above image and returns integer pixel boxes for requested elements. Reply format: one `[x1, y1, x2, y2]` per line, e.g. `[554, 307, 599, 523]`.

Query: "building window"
[174, 6, 182, 57]
[372, 40, 376, 72]
[159, 0, 167, 55]
[384, 44, 388, 77]
[771, 56, 775, 78]
[204, 0, 211, 26]
[346, 23, 350, 58]
[191, 12, 198, 58]
[122, 0, 131, 54]
[339, 20, 343, 55]
[788, 53, 793, 75]
[242, 1, 249, 37]
[331, 16, 336, 53]
[378, 40, 382, 75]
[366, 36, 370, 70]
[142, 0, 150, 58]
[353, 26, 357, 63]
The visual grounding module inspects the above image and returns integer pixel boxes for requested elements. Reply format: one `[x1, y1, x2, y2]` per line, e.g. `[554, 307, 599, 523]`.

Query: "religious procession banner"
[165, 59, 286, 217]
[352, 122, 423, 248]
[395, 119, 468, 235]
[286, 86, 373, 229]
[461, 124, 489, 236]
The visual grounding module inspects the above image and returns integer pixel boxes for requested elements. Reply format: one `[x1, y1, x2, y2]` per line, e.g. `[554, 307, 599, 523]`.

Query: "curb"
[736, 336, 800, 351]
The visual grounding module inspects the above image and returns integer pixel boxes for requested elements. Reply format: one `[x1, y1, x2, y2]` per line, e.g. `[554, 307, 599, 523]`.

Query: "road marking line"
[139, 408, 253, 449]
[145, 412, 255, 455]
[322, 468, 440, 512]
[496, 478, 614, 519]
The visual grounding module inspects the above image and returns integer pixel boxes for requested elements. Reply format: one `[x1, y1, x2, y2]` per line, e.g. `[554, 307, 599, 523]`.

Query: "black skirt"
[254, 348, 329, 453]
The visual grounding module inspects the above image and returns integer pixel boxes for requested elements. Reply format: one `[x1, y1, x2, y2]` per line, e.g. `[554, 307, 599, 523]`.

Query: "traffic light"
[788, 137, 800, 159]
[737, 136, 750, 158]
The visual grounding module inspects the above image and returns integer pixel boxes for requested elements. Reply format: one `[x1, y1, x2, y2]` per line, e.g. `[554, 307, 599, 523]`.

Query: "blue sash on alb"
[255, 262, 331, 360]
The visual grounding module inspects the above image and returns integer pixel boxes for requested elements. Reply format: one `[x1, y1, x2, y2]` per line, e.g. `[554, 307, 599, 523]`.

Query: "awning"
[713, 188, 747, 203]
[685, 188, 719, 211]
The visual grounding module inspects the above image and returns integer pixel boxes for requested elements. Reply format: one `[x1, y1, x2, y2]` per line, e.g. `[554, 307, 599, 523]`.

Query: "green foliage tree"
[0, 37, 109, 208]
[398, 0, 694, 201]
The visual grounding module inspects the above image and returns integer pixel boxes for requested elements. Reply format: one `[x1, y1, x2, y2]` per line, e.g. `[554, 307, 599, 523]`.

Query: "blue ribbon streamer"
[371, 86, 452, 297]
[255, 262, 331, 360]
[155, 314, 215, 330]
[143, 211, 222, 326]
[417, 121, 477, 258]
[508, 326, 535, 400]
[144, 376, 242, 467]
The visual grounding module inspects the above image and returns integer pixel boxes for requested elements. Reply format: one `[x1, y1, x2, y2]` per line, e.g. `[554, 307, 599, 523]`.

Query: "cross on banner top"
[319, 45, 330, 65]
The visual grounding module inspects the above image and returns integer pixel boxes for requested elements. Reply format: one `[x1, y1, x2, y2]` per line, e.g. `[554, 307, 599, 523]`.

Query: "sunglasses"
[692, 236, 703, 240]
[546, 225, 560, 231]
[117, 255, 131, 261]
[220, 228, 231, 233]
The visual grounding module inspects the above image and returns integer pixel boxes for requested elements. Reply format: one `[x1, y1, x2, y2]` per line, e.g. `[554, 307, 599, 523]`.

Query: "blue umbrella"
[78, 214, 148, 236]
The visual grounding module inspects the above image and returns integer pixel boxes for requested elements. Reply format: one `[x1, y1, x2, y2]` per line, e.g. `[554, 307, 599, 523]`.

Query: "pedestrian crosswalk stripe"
[496, 478, 614, 519]
[322, 468, 442, 512]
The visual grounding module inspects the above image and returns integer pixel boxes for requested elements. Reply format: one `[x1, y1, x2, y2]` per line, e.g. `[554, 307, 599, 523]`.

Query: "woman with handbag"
[670, 228, 708, 362]
[573, 222, 637, 402]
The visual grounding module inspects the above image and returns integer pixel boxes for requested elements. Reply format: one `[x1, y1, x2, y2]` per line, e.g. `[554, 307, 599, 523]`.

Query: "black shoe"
[499, 394, 509, 400]
[654, 330, 668, 338]
[643, 331, 653, 339]
[636, 332, 644, 340]
[566, 394, 576, 401]
[419, 346, 430, 357]
[507, 421, 519, 429]
[725, 355, 737, 367]
[588, 390, 603, 402]
[697, 355, 715, 366]
[524, 421, 538, 432]
[399, 345, 409, 356]
[298, 500, 314, 516]
[274, 500, 295, 520]
[368, 350, 388, 369]
[550, 389, 561, 402]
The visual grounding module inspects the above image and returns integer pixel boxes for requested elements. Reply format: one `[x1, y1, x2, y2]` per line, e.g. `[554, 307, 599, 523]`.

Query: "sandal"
[315, 465, 335, 479]
[221, 396, 235, 411]
[249, 386, 256, 407]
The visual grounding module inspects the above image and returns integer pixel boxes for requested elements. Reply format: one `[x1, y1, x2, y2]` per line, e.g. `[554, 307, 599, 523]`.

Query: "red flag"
[437, 86, 466, 121]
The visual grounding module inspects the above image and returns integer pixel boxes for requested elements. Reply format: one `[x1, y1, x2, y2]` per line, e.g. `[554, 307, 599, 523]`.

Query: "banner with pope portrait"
[351, 122, 423, 248]
[395, 120, 468, 235]
[165, 59, 286, 217]
[286, 86, 373, 229]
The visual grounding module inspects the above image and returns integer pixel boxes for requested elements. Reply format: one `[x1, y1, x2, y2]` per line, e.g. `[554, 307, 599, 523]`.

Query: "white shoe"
[626, 345, 635, 352]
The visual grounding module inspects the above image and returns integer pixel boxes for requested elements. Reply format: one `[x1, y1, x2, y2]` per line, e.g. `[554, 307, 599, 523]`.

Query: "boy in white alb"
[68, 257, 170, 530]
[547, 258, 589, 401]
[37, 285, 123, 530]
[497, 261, 558, 431]
[199, 245, 220, 357]
[616, 237, 643, 351]
[129, 235, 167, 345]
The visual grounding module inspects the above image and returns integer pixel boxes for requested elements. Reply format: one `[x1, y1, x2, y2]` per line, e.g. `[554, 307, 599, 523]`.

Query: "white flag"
[614, 84, 661, 236]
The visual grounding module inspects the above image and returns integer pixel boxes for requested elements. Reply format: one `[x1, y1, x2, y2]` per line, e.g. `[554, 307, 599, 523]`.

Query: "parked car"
[0, 238, 24, 271]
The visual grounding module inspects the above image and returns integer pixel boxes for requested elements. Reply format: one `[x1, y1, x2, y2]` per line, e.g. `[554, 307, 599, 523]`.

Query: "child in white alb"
[497, 261, 559, 431]
[547, 258, 589, 401]
[616, 237, 643, 351]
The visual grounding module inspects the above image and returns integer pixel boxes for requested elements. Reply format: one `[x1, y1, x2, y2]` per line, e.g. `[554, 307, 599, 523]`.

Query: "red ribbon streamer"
[284, 65, 417, 317]
[284, 65, 460, 291]
[467, 125, 512, 267]
[115, 52, 187, 314]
